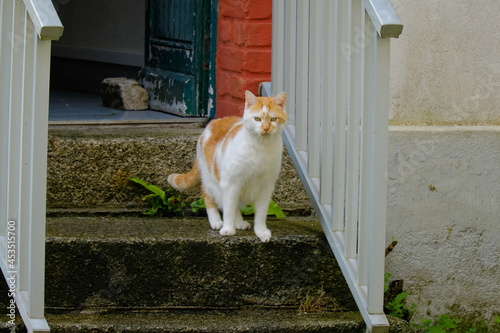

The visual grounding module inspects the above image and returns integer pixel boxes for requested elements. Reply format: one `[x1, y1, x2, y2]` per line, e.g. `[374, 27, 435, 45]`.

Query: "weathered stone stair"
[0, 126, 411, 332]
[45, 217, 356, 309]
[42, 216, 364, 332]
[1, 216, 365, 332]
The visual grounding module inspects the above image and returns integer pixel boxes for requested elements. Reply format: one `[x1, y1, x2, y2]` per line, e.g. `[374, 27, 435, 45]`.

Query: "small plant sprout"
[129, 178, 185, 216]
[298, 289, 327, 314]
[191, 198, 286, 219]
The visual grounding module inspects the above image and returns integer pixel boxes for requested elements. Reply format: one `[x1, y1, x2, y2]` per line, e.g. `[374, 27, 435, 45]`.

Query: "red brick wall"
[216, 0, 272, 118]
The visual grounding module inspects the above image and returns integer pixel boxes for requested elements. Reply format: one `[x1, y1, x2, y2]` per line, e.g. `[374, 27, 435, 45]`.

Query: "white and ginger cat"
[168, 90, 287, 242]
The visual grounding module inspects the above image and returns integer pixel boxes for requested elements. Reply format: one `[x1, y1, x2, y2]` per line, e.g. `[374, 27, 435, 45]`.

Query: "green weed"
[191, 198, 286, 219]
[131, 178, 287, 219]
[384, 272, 391, 293]
[385, 292, 416, 320]
[385, 268, 488, 332]
[129, 178, 185, 216]
[412, 314, 478, 333]
[190, 197, 206, 213]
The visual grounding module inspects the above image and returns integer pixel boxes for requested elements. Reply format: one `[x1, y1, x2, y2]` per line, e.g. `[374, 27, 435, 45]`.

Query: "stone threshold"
[49, 117, 209, 128]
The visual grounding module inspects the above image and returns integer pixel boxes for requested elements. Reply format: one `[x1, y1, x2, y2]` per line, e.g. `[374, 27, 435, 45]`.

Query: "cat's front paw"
[255, 228, 272, 243]
[209, 219, 223, 230]
[235, 219, 251, 230]
[220, 226, 236, 236]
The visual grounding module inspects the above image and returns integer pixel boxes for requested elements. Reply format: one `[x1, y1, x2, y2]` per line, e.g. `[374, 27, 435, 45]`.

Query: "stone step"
[44, 216, 357, 311]
[1, 310, 415, 333]
[46, 126, 312, 215]
[0, 216, 416, 332]
[46, 309, 365, 333]
[2, 308, 365, 333]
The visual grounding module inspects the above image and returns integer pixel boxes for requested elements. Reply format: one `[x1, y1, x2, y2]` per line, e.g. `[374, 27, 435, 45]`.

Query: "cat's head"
[243, 90, 287, 137]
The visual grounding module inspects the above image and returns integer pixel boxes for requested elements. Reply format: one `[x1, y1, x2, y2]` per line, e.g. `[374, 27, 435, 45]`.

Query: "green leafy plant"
[384, 272, 391, 293]
[384, 269, 415, 321]
[131, 177, 287, 219]
[412, 314, 478, 333]
[190, 197, 206, 213]
[266, 200, 287, 219]
[385, 292, 415, 319]
[385, 269, 485, 332]
[191, 198, 286, 219]
[129, 178, 186, 216]
[241, 200, 287, 219]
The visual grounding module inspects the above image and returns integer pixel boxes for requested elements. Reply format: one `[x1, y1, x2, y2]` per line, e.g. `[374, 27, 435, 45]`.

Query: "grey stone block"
[44, 216, 356, 310]
[46, 127, 312, 214]
[101, 77, 149, 110]
[43, 309, 366, 333]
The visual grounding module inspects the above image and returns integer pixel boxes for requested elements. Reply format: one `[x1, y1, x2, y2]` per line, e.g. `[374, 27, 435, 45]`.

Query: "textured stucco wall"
[390, 0, 500, 125]
[385, 1, 499, 325]
[385, 127, 499, 323]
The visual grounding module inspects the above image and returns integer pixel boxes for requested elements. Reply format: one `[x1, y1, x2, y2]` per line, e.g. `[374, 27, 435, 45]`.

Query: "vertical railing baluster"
[283, 0, 297, 126]
[294, 0, 309, 151]
[13, 0, 28, 300]
[22, 12, 36, 314]
[307, 0, 324, 182]
[358, 11, 376, 288]
[271, 0, 284, 97]
[0, 0, 15, 244]
[366, 35, 390, 316]
[332, 0, 349, 232]
[0, 0, 4, 250]
[345, 0, 364, 259]
[27, 30, 51, 320]
[320, 0, 337, 207]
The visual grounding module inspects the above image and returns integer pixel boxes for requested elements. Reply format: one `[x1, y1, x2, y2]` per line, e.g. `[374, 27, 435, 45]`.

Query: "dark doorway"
[50, 0, 216, 120]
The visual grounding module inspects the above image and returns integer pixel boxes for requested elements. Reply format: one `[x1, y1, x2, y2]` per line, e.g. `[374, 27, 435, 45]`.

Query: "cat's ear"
[245, 90, 258, 107]
[274, 92, 286, 107]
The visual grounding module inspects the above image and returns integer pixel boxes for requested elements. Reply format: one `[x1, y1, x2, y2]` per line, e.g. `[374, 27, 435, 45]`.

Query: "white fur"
[197, 107, 285, 242]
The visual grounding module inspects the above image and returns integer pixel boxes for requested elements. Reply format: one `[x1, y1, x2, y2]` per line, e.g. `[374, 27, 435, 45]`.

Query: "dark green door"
[139, 0, 216, 117]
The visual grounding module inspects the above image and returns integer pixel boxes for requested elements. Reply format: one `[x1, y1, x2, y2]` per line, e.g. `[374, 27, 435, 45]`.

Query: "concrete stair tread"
[46, 126, 312, 215]
[45, 308, 365, 333]
[46, 216, 324, 241]
[44, 216, 357, 310]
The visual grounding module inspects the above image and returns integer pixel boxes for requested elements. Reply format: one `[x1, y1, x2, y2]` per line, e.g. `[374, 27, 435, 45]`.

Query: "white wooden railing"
[270, 0, 402, 332]
[0, 0, 63, 332]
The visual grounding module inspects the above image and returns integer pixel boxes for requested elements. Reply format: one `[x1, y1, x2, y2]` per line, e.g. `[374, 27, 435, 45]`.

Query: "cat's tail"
[167, 159, 201, 192]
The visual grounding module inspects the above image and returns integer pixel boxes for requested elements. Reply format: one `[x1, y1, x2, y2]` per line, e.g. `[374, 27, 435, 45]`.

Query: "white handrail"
[24, 0, 64, 40]
[363, 0, 403, 38]
[271, 1, 402, 332]
[0, 1, 63, 332]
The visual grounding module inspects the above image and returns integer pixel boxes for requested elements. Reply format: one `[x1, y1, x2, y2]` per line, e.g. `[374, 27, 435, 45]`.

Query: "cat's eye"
[254, 117, 262, 121]
[270, 117, 278, 122]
